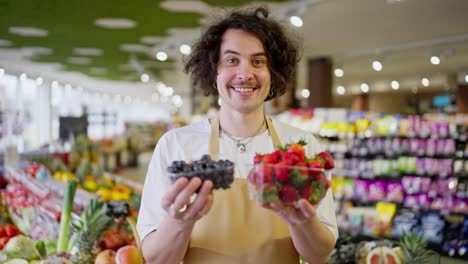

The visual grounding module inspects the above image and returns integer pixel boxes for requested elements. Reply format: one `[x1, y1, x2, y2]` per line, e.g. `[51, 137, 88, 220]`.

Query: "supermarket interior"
[0, 0, 468, 263]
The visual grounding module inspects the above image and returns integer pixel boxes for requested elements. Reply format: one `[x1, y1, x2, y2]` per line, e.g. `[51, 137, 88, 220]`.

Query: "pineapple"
[70, 198, 112, 263]
[398, 230, 434, 264]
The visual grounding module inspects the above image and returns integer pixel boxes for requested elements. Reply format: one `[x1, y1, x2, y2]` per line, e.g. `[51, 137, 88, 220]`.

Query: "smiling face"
[216, 29, 271, 114]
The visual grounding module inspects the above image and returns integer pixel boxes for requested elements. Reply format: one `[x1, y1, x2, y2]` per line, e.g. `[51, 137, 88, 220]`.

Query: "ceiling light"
[73, 48, 103, 56]
[421, 77, 430, 87]
[90, 67, 107, 75]
[120, 44, 148, 53]
[9, 27, 48, 37]
[140, 73, 150, 83]
[51, 81, 59, 89]
[156, 51, 168, 61]
[95, 18, 137, 29]
[218, 98, 222, 106]
[0, 39, 12, 47]
[391, 80, 400, 90]
[430, 56, 440, 65]
[141, 36, 164, 45]
[166, 87, 174, 96]
[172, 95, 183, 107]
[67, 57, 92, 65]
[337, 85, 346, 95]
[301, 89, 310, 98]
[19, 73, 27, 81]
[124, 96, 132, 104]
[0, 68, 4, 76]
[179, 44, 191, 55]
[151, 93, 159, 102]
[372, 60, 383, 71]
[290, 16, 303, 27]
[334, 68, 344, 77]
[360, 83, 369, 93]
[35, 77, 43, 85]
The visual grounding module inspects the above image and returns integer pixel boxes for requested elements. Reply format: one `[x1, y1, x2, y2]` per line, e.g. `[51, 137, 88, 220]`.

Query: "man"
[137, 7, 337, 264]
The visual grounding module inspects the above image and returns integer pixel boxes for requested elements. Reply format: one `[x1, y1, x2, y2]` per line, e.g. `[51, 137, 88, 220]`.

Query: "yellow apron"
[184, 115, 299, 264]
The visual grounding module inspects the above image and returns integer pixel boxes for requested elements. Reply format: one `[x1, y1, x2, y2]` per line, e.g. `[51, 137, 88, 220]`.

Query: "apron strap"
[209, 114, 281, 160]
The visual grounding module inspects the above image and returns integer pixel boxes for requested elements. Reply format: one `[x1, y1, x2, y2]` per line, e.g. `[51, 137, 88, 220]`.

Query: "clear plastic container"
[247, 164, 331, 205]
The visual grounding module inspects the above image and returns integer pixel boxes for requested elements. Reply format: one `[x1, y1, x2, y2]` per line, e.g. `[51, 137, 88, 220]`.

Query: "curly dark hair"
[184, 7, 300, 101]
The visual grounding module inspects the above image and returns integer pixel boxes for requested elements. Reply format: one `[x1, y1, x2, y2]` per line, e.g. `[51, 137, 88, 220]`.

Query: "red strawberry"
[5, 224, 19, 238]
[274, 160, 292, 183]
[254, 154, 264, 164]
[0, 226, 5, 238]
[307, 160, 324, 180]
[317, 152, 334, 170]
[260, 182, 280, 202]
[279, 184, 298, 204]
[286, 144, 306, 161]
[263, 150, 281, 164]
[255, 164, 273, 183]
[300, 185, 314, 201]
[282, 151, 301, 165]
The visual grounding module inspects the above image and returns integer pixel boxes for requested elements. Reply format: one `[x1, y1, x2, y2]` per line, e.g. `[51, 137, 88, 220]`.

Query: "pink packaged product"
[453, 198, 468, 214]
[439, 159, 453, 177]
[402, 176, 432, 194]
[415, 158, 426, 175]
[435, 178, 458, 196]
[424, 158, 438, 176]
[418, 121, 431, 138]
[387, 181, 404, 203]
[426, 139, 437, 157]
[354, 179, 370, 201]
[404, 194, 430, 209]
[430, 196, 455, 212]
[444, 139, 456, 156]
[368, 180, 386, 201]
[409, 139, 420, 155]
[400, 139, 410, 155]
[438, 123, 449, 138]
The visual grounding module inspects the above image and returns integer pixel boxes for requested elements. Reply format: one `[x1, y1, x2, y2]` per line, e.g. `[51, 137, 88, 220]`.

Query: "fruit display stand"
[0, 161, 144, 263]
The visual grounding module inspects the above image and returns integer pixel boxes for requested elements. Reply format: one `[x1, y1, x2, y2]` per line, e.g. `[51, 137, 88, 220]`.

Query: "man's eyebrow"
[223, 50, 267, 57]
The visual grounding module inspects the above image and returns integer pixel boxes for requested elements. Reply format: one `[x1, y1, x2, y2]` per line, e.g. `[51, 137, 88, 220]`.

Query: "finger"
[173, 177, 202, 210]
[196, 193, 214, 219]
[183, 180, 213, 220]
[161, 177, 189, 211]
[269, 202, 286, 213]
[297, 199, 315, 219]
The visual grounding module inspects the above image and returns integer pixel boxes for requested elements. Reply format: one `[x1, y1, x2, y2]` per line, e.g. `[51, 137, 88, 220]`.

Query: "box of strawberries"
[248, 140, 334, 205]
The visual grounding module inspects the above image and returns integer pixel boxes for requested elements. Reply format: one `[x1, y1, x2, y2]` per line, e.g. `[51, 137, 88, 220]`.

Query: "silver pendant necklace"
[220, 119, 265, 153]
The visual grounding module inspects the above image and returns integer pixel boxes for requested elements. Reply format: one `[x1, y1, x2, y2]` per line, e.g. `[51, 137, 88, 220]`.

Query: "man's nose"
[236, 62, 254, 81]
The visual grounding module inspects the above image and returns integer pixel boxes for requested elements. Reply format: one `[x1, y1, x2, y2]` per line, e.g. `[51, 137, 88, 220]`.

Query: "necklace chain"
[220, 119, 265, 153]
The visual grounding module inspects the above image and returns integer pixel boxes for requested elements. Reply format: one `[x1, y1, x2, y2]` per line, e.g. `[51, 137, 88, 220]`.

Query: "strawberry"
[286, 143, 306, 161]
[307, 160, 324, 180]
[289, 167, 309, 188]
[279, 184, 298, 204]
[0, 237, 9, 250]
[254, 154, 264, 164]
[5, 224, 19, 238]
[274, 160, 292, 183]
[317, 152, 334, 170]
[300, 185, 314, 201]
[260, 182, 280, 202]
[255, 164, 273, 183]
[0, 226, 5, 237]
[262, 150, 281, 164]
[282, 151, 301, 165]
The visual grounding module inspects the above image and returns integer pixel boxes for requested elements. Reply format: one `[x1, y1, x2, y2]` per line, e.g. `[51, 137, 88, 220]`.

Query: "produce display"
[167, 154, 235, 190]
[248, 141, 333, 205]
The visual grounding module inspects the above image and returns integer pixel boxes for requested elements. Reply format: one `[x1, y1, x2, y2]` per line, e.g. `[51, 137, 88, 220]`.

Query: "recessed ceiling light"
[360, 83, 369, 93]
[337, 85, 346, 95]
[334, 68, 344, 77]
[51, 81, 59, 89]
[0, 68, 4, 76]
[67, 57, 92, 65]
[73, 48, 103, 56]
[430, 56, 440, 65]
[372, 60, 383, 71]
[0, 39, 12, 47]
[120, 43, 148, 53]
[95, 18, 137, 29]
[391, 80, 400, 90]
[421, 77, 430, 87]
[140, 73, 150, 83]
[35, 77, 43, 85]
[19, 73, 27, 81]
[290, 16, 303, 27]
[218, 98, 222, 106]
[179, 44, 191, 55]
[141, 36, 164, 45]
[90, 67, 107, 75]
[156, 51, 168, 61]
[9, 27, 48, 37]
[301, 89, 310, 98]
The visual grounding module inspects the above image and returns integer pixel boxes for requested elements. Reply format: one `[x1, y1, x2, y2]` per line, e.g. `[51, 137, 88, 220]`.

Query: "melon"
[366, 246, 401, 264]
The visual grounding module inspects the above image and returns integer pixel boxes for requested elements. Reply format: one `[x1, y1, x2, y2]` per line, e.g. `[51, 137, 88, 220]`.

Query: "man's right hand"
[161, 177, 214, 223]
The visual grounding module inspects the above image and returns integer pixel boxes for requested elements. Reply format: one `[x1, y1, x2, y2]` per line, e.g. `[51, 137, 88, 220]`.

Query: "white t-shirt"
[137, 118, 338, 242]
